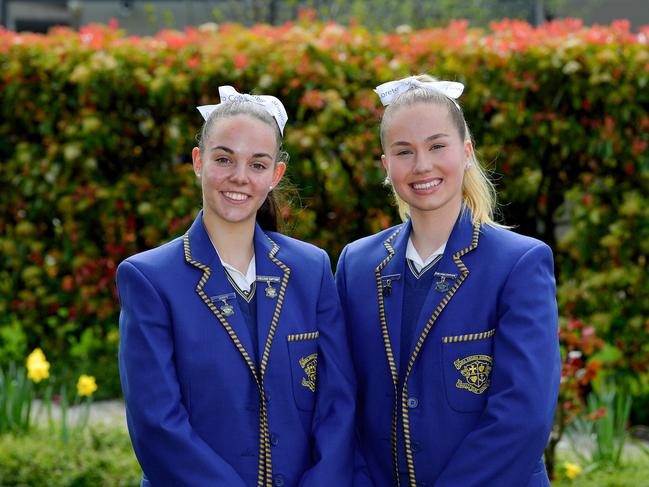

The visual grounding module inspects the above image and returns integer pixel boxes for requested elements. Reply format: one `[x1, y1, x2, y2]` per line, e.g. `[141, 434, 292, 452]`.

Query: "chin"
[223, 214, 255, 225]
[406, 196, 456, 213]
[404, 197, 443, 212]
[207, 207, 254, 225]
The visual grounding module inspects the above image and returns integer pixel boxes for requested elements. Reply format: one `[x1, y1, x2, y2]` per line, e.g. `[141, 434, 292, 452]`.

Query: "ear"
[191, 147, 202, 177]
[381, 154, 388, 172]
[271, 161, 287, 187]
[463, 140, 473, 168]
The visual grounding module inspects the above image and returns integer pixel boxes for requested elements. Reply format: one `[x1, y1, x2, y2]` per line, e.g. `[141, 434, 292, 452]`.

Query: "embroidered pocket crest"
[287, 332, 319, 411]
[454, 354, 493, 394]
[299, 353, 317, 392]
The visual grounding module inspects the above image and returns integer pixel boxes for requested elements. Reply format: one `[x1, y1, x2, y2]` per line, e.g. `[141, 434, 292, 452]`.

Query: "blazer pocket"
[441, 329, 495, 413]
[286, 331, 319, 411]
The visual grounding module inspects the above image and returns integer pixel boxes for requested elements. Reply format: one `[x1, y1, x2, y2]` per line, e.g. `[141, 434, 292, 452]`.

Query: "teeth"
[412, 179, 441, 190]
[223, 192, 248, 201]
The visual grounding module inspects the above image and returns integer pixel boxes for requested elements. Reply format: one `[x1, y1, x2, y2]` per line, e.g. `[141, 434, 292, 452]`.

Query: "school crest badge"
[299, 353, 317, 392]
[454, 354, 493, 394]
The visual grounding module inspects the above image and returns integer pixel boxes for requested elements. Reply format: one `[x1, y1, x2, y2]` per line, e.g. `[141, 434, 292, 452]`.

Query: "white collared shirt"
[406, 237, 446, 273]
[210, 244, 256, 292]
[221, 257, 256, 293]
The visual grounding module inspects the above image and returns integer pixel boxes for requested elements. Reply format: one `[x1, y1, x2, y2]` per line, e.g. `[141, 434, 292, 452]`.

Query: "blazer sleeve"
[298, 249, 356, 487]
[334, 246, 375, 487]
[117, 260, 247, 487]
[434, 243, 561, 487]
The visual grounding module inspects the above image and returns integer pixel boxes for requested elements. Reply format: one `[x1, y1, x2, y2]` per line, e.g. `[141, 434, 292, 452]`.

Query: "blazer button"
[407, 397, 419, 408]
[270, 433, 279, 446]
[274, 474, 285, 487]
[412, 440, 421, 452]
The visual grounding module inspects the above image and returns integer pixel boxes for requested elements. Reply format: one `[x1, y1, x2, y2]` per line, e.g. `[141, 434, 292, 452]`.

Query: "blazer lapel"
[183, 212, 259, 380]
[375, 221, 410, 387]
[404, 209, 481, 377]
[253, 225, 291, 380]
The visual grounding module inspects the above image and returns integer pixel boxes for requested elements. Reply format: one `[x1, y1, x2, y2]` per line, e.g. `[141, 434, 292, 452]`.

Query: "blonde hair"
[380, 74, 498, 226]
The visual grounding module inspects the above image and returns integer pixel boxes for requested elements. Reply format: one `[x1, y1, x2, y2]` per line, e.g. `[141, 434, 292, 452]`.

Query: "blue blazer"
[336, 210, 560, 487]
[117, 212, 355, 487]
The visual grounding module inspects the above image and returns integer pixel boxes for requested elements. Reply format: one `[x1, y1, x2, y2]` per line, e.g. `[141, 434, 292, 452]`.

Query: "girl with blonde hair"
[336, 75, 560, 486]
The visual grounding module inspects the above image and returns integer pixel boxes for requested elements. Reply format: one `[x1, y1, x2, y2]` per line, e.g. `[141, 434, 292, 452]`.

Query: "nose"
[412, 151, 434, 174]
[229, 162, 249, 184]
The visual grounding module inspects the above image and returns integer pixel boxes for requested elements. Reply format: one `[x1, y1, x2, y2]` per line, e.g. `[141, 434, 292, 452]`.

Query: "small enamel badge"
[433, 272, 457, 293]
[380, 274, 401, 296]
[257, 275, 280, 299]
[211, 293, 236, 317]
[265, 283, 278, 299]
[454, 354, 493, 394]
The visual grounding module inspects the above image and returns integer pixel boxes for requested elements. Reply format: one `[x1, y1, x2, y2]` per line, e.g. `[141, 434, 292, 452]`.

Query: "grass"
[552, 438, 649, 486]
[0, 425, 141, 486]
[552, 462, 649, 486]
[0, 418, 647, 486]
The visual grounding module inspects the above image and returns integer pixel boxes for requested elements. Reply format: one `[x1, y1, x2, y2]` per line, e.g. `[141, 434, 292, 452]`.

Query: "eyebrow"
[426, 133, 449, 141]
[252, 152, 273, 160]
[390, 133, 449, 148]
[210, 145, 234, 154]
[209, 146, 273, 159]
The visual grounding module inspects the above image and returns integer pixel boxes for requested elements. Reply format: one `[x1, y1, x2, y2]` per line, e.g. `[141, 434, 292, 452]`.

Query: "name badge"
[380, 274, 401, 296]
[211, 292, 236, 317]
[433, 272, 457, 293]
[257, 275, 281, 299]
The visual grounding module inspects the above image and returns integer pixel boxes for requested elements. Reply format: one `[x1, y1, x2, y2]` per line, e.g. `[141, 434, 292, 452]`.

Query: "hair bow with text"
[374, 77, 464, 106]
[197, 86, 288, 135]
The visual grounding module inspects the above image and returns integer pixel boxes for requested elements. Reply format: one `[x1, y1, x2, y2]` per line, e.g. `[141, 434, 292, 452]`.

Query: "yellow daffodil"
[26, 347, 46, 367]
[564, 461, 582, 479]
[26, 348, 50, 383]
[76, 374, 98, 397]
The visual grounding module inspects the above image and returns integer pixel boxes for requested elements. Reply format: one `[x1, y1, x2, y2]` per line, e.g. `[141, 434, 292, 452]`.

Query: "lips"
[411, 178, 442, 191]
[222, 191, 250, 202]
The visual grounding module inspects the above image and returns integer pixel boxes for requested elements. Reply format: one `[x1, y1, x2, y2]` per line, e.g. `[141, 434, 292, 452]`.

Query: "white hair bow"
[374, 77, 464, 106]
[196, 86, 289, 135]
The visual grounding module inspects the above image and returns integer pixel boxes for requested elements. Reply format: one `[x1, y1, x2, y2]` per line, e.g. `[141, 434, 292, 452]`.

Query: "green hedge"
[0, 19, 648, 397]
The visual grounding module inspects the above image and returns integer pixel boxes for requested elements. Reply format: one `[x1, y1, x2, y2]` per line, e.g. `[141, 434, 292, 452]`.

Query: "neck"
[409, 201, 462, 260]
[202, 211, 255, 274]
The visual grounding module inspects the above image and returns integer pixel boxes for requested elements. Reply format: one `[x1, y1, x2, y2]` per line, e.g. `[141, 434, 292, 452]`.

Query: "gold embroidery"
[454, 354, 493, 394]
[287, 331, 319, 342]
[442, 328, 495, 343]
[299, 353, 317, 392]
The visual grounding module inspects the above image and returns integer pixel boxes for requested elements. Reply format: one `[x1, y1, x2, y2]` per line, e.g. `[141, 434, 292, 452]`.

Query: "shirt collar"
[406, 236, 446, 273]
[221, 257, 256, 293]
[209, 240, 257, 293]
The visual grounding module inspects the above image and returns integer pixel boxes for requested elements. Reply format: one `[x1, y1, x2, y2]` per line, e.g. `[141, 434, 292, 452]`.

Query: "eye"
[396, 149, 413, 156]
[251, 162, 268, 170]
[430, 144, 445, 150]
[214, 156, 231, 165]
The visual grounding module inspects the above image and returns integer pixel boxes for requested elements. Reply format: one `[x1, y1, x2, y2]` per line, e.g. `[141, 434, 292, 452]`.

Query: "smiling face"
[192, 114, 286, 229]
[381, 102, 472, 222]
